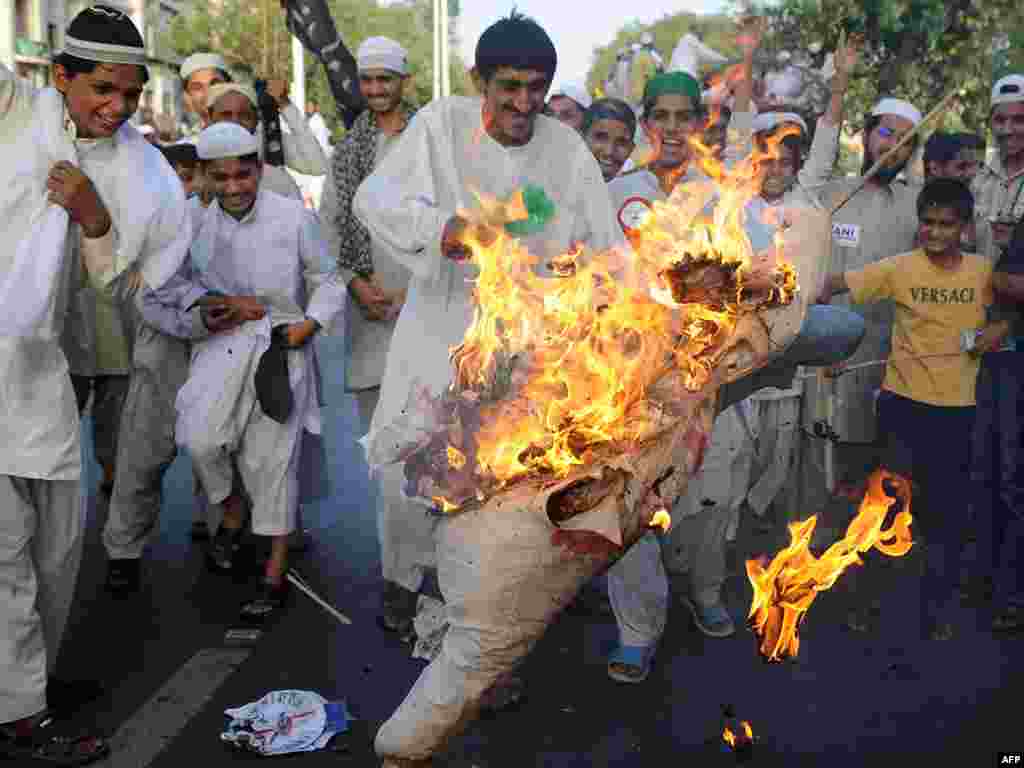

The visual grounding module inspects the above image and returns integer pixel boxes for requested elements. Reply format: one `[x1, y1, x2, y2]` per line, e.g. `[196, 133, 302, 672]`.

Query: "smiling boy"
[820, 178, 999, 641]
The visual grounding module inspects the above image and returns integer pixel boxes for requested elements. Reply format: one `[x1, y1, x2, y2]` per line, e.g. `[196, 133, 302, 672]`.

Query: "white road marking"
[102, 648, 250, 767]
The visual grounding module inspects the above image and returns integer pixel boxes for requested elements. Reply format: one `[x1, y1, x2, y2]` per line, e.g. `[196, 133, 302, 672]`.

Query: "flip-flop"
[607, 644, 655, 684]
[0, 712, 109, 766]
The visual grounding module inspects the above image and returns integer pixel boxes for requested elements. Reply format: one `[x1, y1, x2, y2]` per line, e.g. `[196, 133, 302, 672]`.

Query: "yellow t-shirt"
[845, 249, 993, 407]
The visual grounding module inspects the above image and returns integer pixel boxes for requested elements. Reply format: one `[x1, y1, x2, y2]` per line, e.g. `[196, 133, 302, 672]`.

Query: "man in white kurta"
[0, 6, 188, 761]
[355, 86, 623, 643]
[353, 12, 621, 762]
[180, 51, 327, 179]
[176, 122, 345, 617]
[207, 83, 305, 202]
[317, 36, 417, 632]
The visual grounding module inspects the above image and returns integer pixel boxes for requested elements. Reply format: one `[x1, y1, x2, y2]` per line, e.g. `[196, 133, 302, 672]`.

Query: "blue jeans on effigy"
[877, 390, 974, 636]
[970, 351, 1024, 610]
[719, 304, 866, 410]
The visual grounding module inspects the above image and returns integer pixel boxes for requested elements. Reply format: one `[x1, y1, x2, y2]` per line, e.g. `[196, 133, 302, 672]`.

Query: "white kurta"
[0, 68, 190, 481]
[355, 96, 624, 433]
[176, 189, 345, 535]
[343, 132, 409, 393]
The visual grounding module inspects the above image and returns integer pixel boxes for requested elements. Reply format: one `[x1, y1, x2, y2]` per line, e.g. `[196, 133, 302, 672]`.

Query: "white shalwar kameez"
[353, 96, 622, 761]
[355, 98, 623, 597]
[176, 189, 345, 537]
[0, 65, 189, 723]
[604, 111, 759, 650]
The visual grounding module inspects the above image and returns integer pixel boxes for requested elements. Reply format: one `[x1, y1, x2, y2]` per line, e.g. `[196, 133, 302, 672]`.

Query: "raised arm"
[283, 0, 365, 130]
[799, 35, 861, 191]
[273, 89, 328, 175]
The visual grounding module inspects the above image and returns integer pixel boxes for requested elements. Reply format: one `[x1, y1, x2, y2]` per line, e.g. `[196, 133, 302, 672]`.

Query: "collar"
[985, 151, 1024, 183]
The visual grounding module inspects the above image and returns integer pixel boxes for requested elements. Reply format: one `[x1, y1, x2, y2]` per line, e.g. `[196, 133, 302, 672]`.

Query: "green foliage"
[763, 0, 1024, 132]
[166, 0, 473, 139]
[587, 13, 739, 96]
[588, 1, 1024, 135]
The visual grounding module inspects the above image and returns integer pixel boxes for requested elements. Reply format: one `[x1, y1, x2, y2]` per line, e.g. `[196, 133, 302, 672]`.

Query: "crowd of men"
[0, 3, 1023, 766]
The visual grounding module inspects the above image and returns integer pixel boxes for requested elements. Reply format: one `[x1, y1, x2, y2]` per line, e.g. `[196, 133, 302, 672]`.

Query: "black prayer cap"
[65, 5, 145, 57]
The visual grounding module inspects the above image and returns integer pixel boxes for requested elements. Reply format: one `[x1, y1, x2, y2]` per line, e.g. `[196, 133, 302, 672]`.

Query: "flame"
[747, 469, 913, 662]
[422, 114, 801, 503]
[649, 507, 672, 533]
[432, 496, 461, 514]
[723, 721, 754, 748]
[447, 445, 467, 470]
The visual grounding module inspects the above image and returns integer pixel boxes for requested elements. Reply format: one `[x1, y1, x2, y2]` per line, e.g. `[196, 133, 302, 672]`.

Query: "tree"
[166, 0, 473, 139]
[587, 13, 739, 97]
[754, 0, 1024, 132]
[589, 2, 1024, 134]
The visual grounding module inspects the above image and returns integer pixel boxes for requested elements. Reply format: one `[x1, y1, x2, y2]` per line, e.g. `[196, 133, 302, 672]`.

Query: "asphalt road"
[55, 334, 1023, 767]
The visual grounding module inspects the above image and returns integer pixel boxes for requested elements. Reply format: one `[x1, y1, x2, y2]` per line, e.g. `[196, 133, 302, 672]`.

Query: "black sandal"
[206, 525, 245, 573]
[0, 712, 109, 766]
[994, 605, 1024, 632]
[239, 579, 289, 622]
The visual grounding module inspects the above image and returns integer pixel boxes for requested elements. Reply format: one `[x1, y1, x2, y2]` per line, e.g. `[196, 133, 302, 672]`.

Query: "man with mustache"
[318, 36, 420, 634]
[973, 74, 1024, 263]
[352, 11, 623, 764]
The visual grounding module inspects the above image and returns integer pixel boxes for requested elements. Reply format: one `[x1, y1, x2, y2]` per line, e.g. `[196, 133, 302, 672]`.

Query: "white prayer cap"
[550, 82, 592, 110]
[356, 37, 408, 75]
[180, 52, 229, 82]
[196, 121, 260, 160]
[753, 111, 808, 136]
[992, 74, 1024, 107]
[206, 82, 258, 111]
[871, 97, 922, 126]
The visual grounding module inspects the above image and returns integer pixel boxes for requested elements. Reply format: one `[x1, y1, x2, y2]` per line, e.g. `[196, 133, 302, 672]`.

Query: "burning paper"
[747, 469, 913, 662]
[722, 720, 754, 750]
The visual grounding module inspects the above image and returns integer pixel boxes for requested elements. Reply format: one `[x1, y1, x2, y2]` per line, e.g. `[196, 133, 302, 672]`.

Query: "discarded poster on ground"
[221, 689, 349, 756]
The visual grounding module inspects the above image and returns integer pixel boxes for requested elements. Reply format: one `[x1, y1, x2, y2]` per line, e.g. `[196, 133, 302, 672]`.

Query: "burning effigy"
[363, 128, 832, 762]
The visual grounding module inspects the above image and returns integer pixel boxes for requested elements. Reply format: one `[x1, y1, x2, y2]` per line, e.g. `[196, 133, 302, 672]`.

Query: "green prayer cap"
[642, 72, 701, 111]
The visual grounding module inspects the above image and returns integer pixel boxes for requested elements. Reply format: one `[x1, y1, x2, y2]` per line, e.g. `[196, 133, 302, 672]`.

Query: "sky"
[457, 0, 727, 86]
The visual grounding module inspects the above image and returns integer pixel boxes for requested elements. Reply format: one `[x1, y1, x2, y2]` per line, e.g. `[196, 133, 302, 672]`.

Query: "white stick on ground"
[287, 571, 353, 625]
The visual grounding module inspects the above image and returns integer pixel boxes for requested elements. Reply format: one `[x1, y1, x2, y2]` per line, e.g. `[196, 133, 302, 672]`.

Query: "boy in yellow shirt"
[819, 178, 1004, 641]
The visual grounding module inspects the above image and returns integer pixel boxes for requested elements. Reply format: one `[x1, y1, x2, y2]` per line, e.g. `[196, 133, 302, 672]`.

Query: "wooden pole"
[441, 0, 450, 98]
[432, 0, 441, 101]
